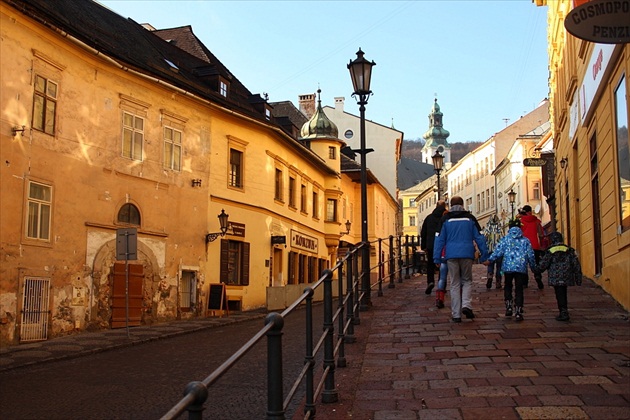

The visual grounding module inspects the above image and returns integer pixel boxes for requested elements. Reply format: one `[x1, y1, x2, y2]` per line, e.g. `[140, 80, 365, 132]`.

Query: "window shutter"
[288, 251, 295, 284]
[220, 239, 229, 283]
[241, 242, 250, 285]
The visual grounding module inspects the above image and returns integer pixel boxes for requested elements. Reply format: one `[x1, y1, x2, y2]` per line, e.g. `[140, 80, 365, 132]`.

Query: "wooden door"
[111, 262, 143, 328]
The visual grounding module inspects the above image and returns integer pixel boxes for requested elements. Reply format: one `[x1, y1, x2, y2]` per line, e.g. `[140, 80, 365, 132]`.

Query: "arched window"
[117, 203, 140, 226]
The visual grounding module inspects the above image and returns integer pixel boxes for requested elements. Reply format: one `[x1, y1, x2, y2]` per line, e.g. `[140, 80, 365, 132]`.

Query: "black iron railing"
[161, 235, 421, 420]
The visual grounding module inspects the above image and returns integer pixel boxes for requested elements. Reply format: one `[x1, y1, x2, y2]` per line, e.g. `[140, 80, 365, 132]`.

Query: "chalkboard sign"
[208, 283, 228, 315]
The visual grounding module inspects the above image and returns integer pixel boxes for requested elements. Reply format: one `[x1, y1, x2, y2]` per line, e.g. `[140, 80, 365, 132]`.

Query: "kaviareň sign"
[564, 0, 630, 44]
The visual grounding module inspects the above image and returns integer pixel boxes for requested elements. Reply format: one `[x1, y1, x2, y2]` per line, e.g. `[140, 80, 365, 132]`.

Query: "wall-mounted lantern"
[191, 179, 202, 187]
[206, 209, 229, 243]
[560, 157, 568, 169]
[341, 220, 352, 236]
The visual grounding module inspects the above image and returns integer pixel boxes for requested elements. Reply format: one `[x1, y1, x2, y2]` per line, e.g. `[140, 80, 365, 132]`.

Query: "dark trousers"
[533, 250, 544, 282]
[426, 248, 435, 285]
[554, 285, 568, 310]
[504, 271, 526, 307]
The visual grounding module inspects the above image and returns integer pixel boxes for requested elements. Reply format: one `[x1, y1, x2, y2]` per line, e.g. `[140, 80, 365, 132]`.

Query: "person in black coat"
[420, 200, 447, 295]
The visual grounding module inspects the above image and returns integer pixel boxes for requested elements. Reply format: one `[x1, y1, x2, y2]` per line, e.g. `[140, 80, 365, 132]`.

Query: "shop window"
[614, 74, 629, 231]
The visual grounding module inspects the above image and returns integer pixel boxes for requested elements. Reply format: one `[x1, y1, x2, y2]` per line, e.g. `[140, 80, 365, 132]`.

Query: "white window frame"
[26, 180, 52, 241]
[122, 111, 144, 161]
[163, 126, 182, 171]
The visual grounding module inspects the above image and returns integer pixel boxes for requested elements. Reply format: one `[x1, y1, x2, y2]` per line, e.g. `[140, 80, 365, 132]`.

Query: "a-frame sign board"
[208, 283, 229, 317]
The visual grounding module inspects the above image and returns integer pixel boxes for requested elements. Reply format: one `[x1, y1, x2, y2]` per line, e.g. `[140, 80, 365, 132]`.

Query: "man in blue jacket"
[433, 196, 489, 323]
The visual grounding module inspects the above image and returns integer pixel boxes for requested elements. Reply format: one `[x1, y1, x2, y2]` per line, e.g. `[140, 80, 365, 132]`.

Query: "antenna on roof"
[503, 118, 510, 127]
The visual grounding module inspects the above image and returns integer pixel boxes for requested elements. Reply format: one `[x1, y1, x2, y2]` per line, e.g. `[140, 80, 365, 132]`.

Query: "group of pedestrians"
[420, 196, 582, 323]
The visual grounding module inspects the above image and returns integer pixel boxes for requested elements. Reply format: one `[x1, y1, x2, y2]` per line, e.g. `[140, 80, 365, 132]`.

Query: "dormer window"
[219, 79, 228, 97]
[164, 59, 179, 72]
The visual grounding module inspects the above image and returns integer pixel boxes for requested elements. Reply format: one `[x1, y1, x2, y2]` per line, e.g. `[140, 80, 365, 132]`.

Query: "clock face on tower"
[437, 145, 444, 153]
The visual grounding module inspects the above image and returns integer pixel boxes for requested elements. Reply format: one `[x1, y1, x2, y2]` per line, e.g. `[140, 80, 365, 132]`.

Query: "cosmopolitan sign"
[564, 0, 630, 44]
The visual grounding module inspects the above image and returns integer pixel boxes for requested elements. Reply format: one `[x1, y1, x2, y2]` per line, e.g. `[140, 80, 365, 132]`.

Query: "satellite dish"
[534, 204, 541, 214]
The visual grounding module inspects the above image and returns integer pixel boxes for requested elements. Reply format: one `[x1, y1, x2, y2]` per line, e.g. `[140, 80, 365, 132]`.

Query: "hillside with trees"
[402, 140, 482, 163]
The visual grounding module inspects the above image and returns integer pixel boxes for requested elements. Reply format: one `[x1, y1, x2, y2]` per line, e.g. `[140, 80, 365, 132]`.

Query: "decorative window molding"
[32, 49, 66, 71]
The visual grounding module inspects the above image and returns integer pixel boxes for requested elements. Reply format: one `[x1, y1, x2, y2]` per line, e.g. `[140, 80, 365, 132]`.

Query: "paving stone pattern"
[1, 264, 629, 419]
[313, 263, 629, 420]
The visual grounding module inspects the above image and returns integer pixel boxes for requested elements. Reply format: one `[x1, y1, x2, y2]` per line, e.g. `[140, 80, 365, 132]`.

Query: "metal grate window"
[20, 277, 50, 342]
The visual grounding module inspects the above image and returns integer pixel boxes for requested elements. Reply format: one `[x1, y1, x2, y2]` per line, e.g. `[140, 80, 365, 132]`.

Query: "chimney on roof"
[334, 97, 344, 112]
[299, 93, 316, 118]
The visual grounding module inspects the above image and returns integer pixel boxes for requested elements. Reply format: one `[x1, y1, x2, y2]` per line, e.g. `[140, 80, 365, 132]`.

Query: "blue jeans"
[437, 263, 448, 290]
[487, 257, 503, 281]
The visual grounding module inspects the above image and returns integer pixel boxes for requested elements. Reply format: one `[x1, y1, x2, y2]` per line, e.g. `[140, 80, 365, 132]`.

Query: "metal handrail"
[161, 235, 421, 420]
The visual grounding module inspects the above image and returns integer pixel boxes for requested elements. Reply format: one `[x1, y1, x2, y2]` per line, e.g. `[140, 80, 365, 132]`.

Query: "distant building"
[444, 100, 550, 228]
[319, 96, 403, 201]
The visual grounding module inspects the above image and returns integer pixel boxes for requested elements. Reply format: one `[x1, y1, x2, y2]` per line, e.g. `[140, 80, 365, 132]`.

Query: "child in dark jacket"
[537, 232, 582, 321]
[483, 220, 537, 321]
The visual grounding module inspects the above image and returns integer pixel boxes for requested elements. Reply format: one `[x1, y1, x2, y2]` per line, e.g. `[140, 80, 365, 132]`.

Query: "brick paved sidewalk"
[313, 263, 630, 420]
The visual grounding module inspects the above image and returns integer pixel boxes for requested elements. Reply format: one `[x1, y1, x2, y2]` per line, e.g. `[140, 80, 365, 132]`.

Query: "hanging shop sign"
[564, 0, 630, 44]
[290, 230, 318, 254]
[523, 158, 547, 167]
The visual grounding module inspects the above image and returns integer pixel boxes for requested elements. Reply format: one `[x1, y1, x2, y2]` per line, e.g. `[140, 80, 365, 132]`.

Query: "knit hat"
[508, 219, 521, 228]
[548, 232, 563, 245]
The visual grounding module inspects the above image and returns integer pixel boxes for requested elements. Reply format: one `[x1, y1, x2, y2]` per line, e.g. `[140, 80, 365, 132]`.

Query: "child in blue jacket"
[483, 220, 538, 321]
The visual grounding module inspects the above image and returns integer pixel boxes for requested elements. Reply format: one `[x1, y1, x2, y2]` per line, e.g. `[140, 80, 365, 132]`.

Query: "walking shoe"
[451, 317, 462, 323]
[555, 310, 570, 322]
[496, 279, 502, 289]
[505, 300, 513, 317]
[486, 277, 493, 289]
[425, 282, 434, 295]
[435, 290, 445, 308]
[462, 307, 475, 319]
[536, 279, 545, 290]
[515, 313, 524, 321]
[514, 306, 524, 321]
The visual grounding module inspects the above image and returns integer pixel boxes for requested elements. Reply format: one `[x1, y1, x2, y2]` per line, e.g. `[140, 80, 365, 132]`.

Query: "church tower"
[420, 98, 452, 165]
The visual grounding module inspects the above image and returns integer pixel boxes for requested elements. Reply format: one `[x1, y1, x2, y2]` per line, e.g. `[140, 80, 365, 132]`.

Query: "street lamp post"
[348, 48, 375, 311]
[508, 189, 517, 220]
[431, 151, 444, 200]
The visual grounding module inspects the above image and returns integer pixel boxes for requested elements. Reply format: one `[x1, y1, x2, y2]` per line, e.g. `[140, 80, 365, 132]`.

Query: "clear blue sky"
[98, 1, 549, 143]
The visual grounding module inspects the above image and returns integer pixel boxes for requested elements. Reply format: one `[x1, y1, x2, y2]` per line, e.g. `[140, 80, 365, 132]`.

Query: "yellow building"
[538, 0, 629, 309]
[0, 0, 398, 345]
